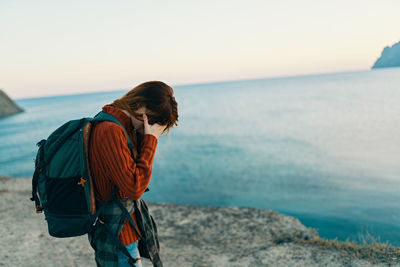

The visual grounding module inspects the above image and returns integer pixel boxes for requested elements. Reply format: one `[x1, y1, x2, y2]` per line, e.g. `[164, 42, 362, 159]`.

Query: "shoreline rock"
[372, 41, 400, 69]
[0, 176, 397, 266]
[0, 89, 23, 119]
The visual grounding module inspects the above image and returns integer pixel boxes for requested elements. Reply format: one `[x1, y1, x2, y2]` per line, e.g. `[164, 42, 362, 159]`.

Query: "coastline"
[0, 176, 398, 267]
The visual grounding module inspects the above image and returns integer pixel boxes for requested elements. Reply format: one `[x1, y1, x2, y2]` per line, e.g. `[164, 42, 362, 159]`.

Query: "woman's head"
[112, 81, 178, 134]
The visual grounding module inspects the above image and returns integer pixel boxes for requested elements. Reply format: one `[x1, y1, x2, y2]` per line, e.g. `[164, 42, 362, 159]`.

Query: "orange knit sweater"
[89, 105, 158, 245]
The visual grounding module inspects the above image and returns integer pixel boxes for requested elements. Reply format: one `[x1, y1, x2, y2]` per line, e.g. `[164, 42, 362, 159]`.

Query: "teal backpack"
[30, 111, 142, 240]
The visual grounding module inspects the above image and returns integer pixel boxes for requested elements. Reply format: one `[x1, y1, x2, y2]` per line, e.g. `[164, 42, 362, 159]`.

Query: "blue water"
[1, 68, 399, 245]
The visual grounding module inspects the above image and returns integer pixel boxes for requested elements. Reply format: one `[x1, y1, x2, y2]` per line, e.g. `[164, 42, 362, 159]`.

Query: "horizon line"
[13, 67, 378, 101]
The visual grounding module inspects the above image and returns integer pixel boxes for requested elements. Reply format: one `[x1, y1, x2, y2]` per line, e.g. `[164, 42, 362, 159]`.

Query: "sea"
[1, 68, 399, 245]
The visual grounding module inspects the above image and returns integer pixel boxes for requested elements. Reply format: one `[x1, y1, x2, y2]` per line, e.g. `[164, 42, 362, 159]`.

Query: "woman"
[88, 81, 178, 267]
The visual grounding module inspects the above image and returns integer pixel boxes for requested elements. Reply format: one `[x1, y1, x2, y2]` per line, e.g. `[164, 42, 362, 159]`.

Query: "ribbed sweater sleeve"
[92, 121, 158, 200]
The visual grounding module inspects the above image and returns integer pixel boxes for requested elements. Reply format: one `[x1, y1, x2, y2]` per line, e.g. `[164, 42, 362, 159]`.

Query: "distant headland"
[0, 89, 24, 119]
[372, 41, 400, 69]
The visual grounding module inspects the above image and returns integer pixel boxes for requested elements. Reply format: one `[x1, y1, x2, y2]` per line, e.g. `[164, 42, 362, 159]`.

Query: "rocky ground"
[0, 176, 398, 267]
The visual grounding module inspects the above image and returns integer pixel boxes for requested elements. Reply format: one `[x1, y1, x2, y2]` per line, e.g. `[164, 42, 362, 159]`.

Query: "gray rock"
[0, 176, 397, 266]
[0, 89, 23, 119]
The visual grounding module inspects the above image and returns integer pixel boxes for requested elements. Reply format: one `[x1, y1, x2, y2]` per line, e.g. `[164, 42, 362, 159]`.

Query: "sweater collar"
[102, 104, 133, 132]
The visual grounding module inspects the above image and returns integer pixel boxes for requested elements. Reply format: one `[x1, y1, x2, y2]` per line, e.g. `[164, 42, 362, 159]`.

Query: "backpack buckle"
[36, 205, 43, 213]
[92, 217, 104, 226]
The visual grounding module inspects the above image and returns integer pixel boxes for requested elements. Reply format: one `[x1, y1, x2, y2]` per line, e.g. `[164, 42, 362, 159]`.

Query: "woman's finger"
[142, 114, 150, 135]
[142, 113, 148, 125]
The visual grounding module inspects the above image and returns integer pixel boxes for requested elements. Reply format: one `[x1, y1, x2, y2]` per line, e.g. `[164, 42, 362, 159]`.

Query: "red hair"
[112, 81, 178, 134]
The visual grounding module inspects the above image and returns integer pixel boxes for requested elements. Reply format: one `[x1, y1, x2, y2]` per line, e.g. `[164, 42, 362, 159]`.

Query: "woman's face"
[130, 107, 147, 135]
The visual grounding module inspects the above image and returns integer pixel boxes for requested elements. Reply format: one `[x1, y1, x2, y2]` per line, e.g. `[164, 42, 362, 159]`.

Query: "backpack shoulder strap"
[92, 111, 149, 194]
[92, 111, 134, 158]
[91, 112, 144, 263]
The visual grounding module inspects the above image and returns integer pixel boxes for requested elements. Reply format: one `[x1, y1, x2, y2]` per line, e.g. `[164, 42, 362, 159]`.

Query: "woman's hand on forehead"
[142, 114, 167, 139]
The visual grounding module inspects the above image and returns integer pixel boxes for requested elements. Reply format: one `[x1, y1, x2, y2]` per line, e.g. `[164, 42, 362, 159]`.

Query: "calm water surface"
[1, 68, 399, 245]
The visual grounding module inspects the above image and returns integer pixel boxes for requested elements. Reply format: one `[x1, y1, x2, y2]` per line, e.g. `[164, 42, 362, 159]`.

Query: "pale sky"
[1, 0, 399, 99]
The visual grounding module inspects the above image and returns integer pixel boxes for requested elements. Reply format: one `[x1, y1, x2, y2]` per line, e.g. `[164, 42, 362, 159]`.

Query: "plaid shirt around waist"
[88, 198, 162, 267]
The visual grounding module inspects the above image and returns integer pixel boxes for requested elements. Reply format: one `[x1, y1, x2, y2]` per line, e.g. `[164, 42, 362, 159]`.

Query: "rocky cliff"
[0, 89, 23, 118]
[372, 41, 400, 69]
[1, 176, 398, 266]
